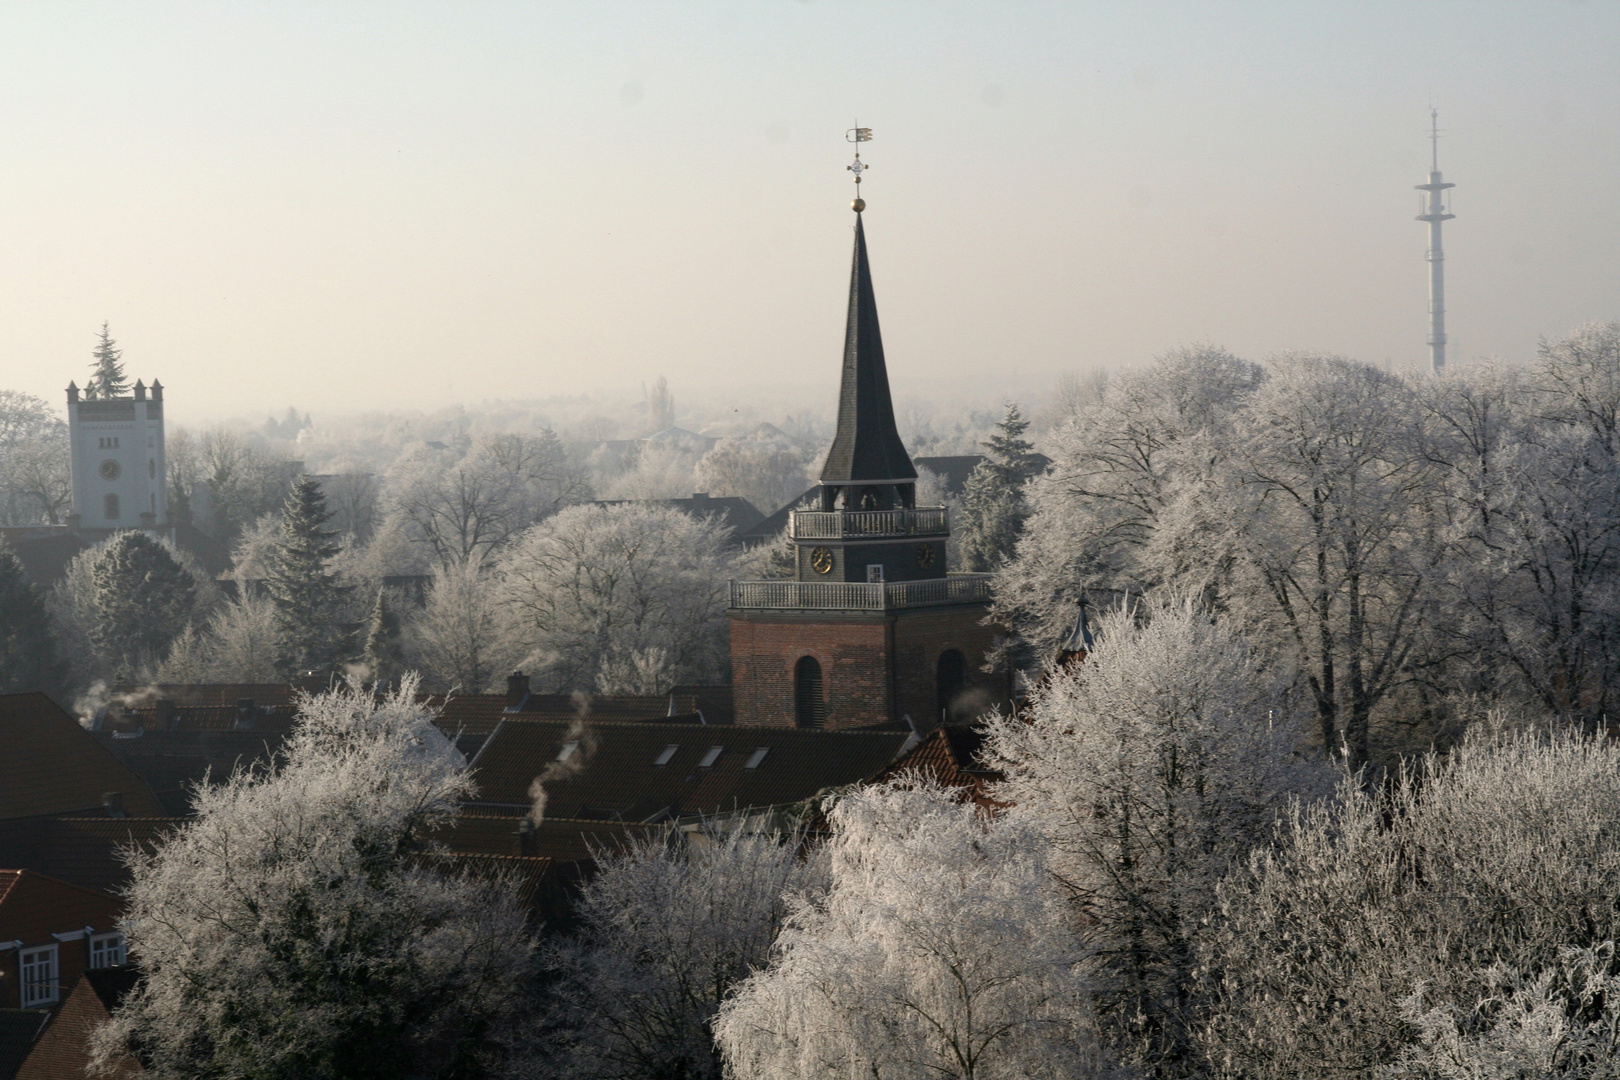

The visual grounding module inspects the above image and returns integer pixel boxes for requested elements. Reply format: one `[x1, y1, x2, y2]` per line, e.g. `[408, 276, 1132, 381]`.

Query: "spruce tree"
[89, 531, 197, 680]
[361, 587, 402, 687]
[958, 403, 1040, 571]
[0, 543, 66, 694]
[85, 322, 130, 400]
[267, 477, 354, 675]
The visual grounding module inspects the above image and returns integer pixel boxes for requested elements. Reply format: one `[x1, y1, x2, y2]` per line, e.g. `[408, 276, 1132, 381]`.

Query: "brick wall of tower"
[728, 604, 1009, 730]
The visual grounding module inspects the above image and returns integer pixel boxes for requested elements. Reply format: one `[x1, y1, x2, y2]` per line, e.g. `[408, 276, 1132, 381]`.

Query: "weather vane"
[846, 125, 872, 211]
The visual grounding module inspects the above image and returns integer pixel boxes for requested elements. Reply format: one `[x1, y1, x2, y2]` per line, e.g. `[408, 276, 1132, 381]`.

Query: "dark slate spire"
[820, 213, 917, 485]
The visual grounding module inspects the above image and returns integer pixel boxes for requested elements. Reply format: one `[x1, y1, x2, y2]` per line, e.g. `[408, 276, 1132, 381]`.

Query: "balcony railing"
[729, 574, 994, 611]
[789, 507, 949, 540]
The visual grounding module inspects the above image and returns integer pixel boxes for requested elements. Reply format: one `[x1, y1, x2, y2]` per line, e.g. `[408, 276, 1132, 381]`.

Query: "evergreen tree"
[958, 402, 1040, 571]
[361, 586, 402, 687]
[267, 477, 353, 675]
[89, 531, 197, 680]
[85, 322, 129, 400]
[0, 543, 66, 694]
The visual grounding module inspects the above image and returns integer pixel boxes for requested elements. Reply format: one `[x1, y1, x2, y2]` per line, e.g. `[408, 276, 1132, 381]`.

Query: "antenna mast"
[1416, 109, 1456, 375]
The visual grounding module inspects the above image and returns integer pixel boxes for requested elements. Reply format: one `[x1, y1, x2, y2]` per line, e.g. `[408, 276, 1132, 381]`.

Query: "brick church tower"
[728, 199, 1008, 730]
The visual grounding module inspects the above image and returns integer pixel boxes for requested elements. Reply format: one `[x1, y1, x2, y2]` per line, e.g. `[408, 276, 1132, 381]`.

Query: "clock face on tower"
[915, 544, 936, 570]
[810, 547, 834, 575]
[99, 459, 121, 481]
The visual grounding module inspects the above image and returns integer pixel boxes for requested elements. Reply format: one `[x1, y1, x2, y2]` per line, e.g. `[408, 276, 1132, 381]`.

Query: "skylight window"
[744, 747, 770, 769]
[556, 740, 579, 762]
[698, 745, 724, 768]
[654, 744, 679, 766]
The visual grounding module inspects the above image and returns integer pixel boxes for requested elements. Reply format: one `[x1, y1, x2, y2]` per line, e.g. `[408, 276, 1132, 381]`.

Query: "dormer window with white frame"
[20, 944, 58, 1007]
[90, 932, 126, 969]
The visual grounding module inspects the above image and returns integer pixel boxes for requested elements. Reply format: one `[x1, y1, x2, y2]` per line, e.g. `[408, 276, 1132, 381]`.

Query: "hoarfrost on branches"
[983, 596, 1330, 1074]
[530, 818, 819, 1080]
[1198, 723, 1620, 1080]
[714, 781, 1107, 1080]
[92, 676, 533, 1080]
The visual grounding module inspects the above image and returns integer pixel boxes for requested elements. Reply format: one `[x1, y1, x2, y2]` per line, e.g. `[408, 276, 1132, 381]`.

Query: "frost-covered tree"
[85, 321, 129, 399]
[0, 390, 71, 525]
[1144, 354, 1444, 766]
[1198, 723, 1620, 1080]
[983, 597, 1329, 1075]
[390, 432, 587, 569]
[194, 427, 298, 541]
[714, 782, 1106, 1080]
[693, 435, 810, 516]
[535, 819, 819, 1080]
[404, 558, 518, 694]
[500, 503, 733, 694]
[1396, 943, 1620, 1080]
[0, 542, 65, 694]
[993, 345, 1263, 659]
[91, 677, 533, 1080]
[158, 591, 282, 684]
[88, 530, 199, 680]
[361, 586, 403, 685]
[267, 477, 354, 675]
[957, 402, 1041, 572]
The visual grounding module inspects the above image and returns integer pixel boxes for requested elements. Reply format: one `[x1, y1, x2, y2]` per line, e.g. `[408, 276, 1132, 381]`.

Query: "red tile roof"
[0, 818, 183, 897]
[0, 870, 121, 947]
[0, 694, 164, 822]
[466, 719, 915, 822]
[14, 967, 142, 1078]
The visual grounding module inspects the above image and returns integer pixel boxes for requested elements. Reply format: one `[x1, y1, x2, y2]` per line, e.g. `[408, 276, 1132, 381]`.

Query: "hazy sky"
[1, 2, 1616, 424]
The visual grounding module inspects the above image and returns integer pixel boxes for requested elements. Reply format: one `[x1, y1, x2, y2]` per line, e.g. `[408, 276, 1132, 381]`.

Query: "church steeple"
[819, 208, 918, 509]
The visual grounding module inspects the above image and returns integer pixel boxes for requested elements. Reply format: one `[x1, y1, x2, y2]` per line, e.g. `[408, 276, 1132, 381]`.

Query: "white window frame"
[19, 945, 58, 1007]
[89, 932, 126, 969]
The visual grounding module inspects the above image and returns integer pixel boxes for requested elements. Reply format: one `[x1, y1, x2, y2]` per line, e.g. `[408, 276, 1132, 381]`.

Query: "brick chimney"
[505, 672, 530, 710]
[154, 698, 179, 729]
[515, 817, 536, 857]
[102, 792, 125, 819]
[233, 698, 256, 730]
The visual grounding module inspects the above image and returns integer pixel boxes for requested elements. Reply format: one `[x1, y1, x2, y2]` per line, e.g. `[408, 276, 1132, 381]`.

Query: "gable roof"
[0, 870, 121, 946]
[13, 967, 142, 1080]
[0, 1010, 50, 1080]
[467, 719, 914, 823]
[0, 817, 183, 897]
[92, 729, 288, 817]
[0, 694, 164, 822]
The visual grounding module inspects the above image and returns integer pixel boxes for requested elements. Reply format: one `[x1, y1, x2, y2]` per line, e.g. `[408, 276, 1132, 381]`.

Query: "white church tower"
[65, 378, 169, 535]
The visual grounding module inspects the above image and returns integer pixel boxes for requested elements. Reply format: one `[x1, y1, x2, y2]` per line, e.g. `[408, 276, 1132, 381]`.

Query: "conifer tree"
[89, 531, 197, 680]
[267, 477, 354, 675]
[361, 587, 402, 687]
[958, 402, 1040, 571]
[0, 543, 66, 694]
[85, 322, 130, 400]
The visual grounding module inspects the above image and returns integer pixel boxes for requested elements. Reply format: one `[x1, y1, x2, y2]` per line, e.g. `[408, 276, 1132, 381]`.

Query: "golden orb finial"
[851, 197, 866, 212]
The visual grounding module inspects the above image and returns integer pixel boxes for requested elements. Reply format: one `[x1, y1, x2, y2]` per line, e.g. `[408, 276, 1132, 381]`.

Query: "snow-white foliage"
[499, 502, 733, 694]
[1198, 724, 1620, 1080]
[157, 590, 282, 683]
[531, 818, 820, 1080]
[982, 597, 1330, 1073]
[389, 432, 588, 569]
[405, 556, 523, 693]
[714, 782, 1107, 1080]
[693, 434, 811, 516]
[1396, 944, 1620, 1080]
[993, 345, 1263, 658]
[92, 676, 533, 1080]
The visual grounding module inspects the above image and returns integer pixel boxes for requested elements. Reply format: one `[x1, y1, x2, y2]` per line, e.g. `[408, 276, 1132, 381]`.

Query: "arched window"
[103, 493, 120, 520]
[794, 656, 826, 729]
[936, 649, 967, 722]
